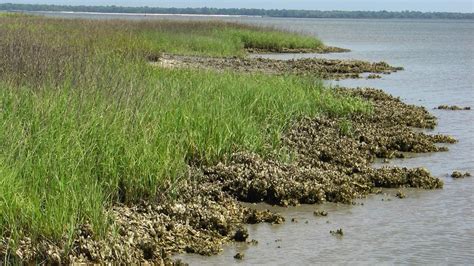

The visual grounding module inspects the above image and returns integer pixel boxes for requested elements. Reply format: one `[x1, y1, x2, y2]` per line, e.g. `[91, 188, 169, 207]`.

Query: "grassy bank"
[0, 15, 369, 254]
[0, 13, 322, 59]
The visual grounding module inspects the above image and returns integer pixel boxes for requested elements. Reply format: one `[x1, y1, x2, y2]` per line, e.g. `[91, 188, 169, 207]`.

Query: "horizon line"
[1, 3, 473, 14]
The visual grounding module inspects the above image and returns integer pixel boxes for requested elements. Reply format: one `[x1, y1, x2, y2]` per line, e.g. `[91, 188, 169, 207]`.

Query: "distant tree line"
[1, 3, 473, 20]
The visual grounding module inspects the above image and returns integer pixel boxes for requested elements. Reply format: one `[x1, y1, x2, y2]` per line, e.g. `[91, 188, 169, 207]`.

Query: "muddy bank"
[0, 86, 456, 264]
[153, 54, 403, 79]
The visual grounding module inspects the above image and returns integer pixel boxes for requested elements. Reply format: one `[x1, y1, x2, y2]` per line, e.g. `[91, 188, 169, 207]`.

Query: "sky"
[2, 0, 473, 13]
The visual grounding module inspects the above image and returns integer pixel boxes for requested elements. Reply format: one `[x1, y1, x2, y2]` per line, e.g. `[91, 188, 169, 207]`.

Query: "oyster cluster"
[154, 54, 403, 79]
[6, 177, 283, 264]
[245, 45, 350, 54]
[205, 88, 452, 207]
[451, 171, 471, 178]
[1, 88, 456, 264]
[330, 228, 344, 237]
[436, 105, 471, 110]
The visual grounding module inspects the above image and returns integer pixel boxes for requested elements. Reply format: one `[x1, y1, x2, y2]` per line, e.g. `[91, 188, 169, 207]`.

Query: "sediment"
[153, 54, 403, 79]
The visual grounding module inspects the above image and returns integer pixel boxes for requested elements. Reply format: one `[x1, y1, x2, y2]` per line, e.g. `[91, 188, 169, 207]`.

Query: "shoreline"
[0, 15, 466, 265]
[2, 6, 473, 20]
[4, 84, 456, 264]
[81, 88, 454, 264]
[152, 53, 402, 80]
[245, 46, 350, 54]
[18, 10, 264, 18]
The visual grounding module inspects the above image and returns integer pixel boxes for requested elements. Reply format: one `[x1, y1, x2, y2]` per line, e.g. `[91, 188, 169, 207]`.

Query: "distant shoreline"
[16, 10, 263, 18]
[1, 3, 473, 20]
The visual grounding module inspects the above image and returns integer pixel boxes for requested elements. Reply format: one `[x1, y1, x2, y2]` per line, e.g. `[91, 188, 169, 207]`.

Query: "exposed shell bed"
[153, 54, 403, 79]
[245, 45, 351, 54]
[1, 77, 455, 264]
[436, 105, 471, 110]
[451, 171, 471, 178]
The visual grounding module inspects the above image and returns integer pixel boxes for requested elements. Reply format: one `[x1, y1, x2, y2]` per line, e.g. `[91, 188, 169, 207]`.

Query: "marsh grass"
[0, 15, 370, 252]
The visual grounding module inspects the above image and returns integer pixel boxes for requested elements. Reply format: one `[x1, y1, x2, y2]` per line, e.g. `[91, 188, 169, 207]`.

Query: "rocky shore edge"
[0, 84, 457, 264]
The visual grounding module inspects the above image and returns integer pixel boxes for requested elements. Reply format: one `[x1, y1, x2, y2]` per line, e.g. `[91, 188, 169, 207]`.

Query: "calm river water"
[37, 12, 474, 264]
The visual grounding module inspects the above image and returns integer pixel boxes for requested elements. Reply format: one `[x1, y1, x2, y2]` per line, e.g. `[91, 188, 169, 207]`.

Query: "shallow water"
[37, 13, 474, 264]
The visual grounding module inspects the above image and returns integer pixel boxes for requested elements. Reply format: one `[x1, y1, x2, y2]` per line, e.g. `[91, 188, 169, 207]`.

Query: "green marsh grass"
[0, 15, 370, 252]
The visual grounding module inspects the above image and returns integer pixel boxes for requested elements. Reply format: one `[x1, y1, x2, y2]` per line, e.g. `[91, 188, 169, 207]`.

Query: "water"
[36, 13, 474, 264]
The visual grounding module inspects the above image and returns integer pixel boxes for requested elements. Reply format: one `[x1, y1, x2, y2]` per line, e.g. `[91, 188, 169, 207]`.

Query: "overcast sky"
[3, 0, 473, 13]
